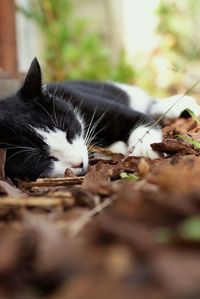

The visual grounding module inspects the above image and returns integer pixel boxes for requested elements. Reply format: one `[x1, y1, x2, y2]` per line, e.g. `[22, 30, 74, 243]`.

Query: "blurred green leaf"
[120, 172, 139, 180]
[17, 0, 135, 82]
[154, 227, 172, 243]
[179, 217, 200, 240]
[176, 134, 200, 149]
[185, 108, 200, 125]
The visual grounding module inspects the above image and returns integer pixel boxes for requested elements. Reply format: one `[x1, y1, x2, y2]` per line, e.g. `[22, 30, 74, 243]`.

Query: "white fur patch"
[108, 141, 128, 155]
[35, 128, 88, 176]
[114, 84, 200, 120]
[128, 125, 162, 159]
[150, 95, 200, 118]
[114, 82, 152, 113]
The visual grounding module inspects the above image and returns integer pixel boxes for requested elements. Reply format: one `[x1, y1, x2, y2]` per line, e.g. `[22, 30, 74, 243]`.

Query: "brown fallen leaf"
[0, 180, 26, 198]
[151, 139, 197, 155]
[71, 187, 98, 208]
[64, 168, 76, 177]
[162, 117, 196, 137]
[137, 158, 150, 177]
[152, 248, 200, 295]
[83, 162, 113, 187]
[186, 125, 200, 142]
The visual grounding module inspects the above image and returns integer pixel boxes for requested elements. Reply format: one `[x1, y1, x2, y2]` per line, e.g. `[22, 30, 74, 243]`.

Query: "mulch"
[1, 116, 200, 299]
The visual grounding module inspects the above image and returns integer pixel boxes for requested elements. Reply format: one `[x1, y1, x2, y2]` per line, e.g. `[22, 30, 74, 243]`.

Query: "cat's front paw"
[128, 125, 162, 159]
[108, 141, 128, 155]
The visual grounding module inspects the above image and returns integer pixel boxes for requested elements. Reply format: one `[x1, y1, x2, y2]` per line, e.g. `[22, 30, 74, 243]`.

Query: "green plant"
[156, 0, 200, 92]
[17, 0, 135, 82]
[175, 108, 200, 149]
[176, 134, 200, 149]
[120, 172, 139, 180]
[185, 108, 200, 125]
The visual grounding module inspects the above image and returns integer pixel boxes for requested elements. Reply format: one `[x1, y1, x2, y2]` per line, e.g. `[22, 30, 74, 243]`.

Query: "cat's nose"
[71, 161, 87, 176]
[71, 162, 83, 169]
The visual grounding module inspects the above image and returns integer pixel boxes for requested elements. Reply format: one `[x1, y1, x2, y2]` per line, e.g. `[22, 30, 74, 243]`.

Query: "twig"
[0, 196, 74, 208]
[68, 197, 114, 237]
[20, 176, 84, 188]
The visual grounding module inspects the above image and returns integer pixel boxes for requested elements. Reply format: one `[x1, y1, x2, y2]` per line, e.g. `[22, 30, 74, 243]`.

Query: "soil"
[1, 116, 200, 299]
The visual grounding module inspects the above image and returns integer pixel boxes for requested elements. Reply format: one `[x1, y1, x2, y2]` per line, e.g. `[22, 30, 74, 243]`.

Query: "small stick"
[20, 176, 84, 188]
[68, 197, 114, 237]
[0, 195, 74, 208]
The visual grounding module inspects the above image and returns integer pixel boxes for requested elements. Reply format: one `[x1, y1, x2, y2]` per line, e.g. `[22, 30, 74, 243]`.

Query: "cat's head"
[0, 58, 88, 181]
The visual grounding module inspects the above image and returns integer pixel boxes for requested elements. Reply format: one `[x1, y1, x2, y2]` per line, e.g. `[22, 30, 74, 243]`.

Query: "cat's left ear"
[20, 57, 42, 99]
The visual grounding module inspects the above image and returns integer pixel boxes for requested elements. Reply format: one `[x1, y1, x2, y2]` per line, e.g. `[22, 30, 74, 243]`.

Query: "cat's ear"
[20, 58, 42, 99]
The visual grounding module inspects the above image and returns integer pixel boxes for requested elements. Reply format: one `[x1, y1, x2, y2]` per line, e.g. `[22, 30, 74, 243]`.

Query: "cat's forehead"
[34, 127, 83, 149]
[35, 128, 69, 148]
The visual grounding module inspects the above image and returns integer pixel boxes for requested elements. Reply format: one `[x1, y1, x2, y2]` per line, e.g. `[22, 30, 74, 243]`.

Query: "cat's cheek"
[128, 125, 162, 159]
[50, 160, 68, 177]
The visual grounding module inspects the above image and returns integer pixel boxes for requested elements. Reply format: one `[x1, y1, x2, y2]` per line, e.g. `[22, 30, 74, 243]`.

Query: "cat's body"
[1, 58, 200, 181]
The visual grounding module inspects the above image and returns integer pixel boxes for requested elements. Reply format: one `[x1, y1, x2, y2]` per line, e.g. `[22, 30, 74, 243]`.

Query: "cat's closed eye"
[49, 156, 59, 161]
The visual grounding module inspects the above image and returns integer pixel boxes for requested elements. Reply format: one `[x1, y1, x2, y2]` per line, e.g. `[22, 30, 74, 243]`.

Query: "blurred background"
[1, 0, 200, 97]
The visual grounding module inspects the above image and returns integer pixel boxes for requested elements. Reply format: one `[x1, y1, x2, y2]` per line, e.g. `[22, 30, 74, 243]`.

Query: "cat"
[0, 58, 200, 181]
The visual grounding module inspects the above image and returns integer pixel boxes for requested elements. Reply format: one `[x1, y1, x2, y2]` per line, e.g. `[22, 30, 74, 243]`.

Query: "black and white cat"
[1, 58, 200, 181]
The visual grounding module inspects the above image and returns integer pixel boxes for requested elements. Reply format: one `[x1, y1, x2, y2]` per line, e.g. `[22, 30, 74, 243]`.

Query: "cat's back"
[47, 80, 151, 115]
[47, 80, 130, 106]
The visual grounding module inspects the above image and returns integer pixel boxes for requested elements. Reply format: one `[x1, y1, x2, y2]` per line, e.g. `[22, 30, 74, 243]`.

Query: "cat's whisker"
[59, 95, 73, 130]
[28, 140, 41, 152]
[5, 149, 38, 164]
[84, 108, 97, 145]
[84, 114, 103, 145]
[31, 99, 57, 127]
[52, 84, 59, 127]
[0, 142, 38, 151]
[35, 155, 42, 170]
[18, 152, 40, 172]
[86, 123, 107, 147]
[59, 106, 70, 131]
[87, 139, 105, 152]
[84, 112, 106, 146]
[52, 96, 59, 127]
[58, 115, 64, 131]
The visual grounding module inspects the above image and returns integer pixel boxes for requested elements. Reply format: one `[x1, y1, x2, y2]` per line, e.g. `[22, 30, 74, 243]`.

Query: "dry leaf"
[137, 158, 150, 177]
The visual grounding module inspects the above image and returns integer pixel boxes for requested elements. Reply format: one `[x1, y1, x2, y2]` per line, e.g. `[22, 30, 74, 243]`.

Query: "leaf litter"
[1, 117, 200, 298]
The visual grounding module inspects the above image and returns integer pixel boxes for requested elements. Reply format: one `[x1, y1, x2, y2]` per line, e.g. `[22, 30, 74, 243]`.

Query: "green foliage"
[156, 0, 200, 92]
[179, 216, 200, 240]
[120, 172, 139, 181]
[17, 0, 135, 82]
[157, 0, 200, 63]
[176, 109, 200, 150]
[176, 135, 200, 149]
[155, 216, 200, 243]
[185, 108, 200, 125]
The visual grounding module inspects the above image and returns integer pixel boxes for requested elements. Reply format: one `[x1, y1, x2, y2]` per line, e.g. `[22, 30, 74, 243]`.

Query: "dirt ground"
[1, 116, 200, 299]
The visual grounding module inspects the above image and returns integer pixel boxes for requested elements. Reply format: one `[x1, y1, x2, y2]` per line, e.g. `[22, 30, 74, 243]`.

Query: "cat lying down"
[1, 58, 200, 180]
